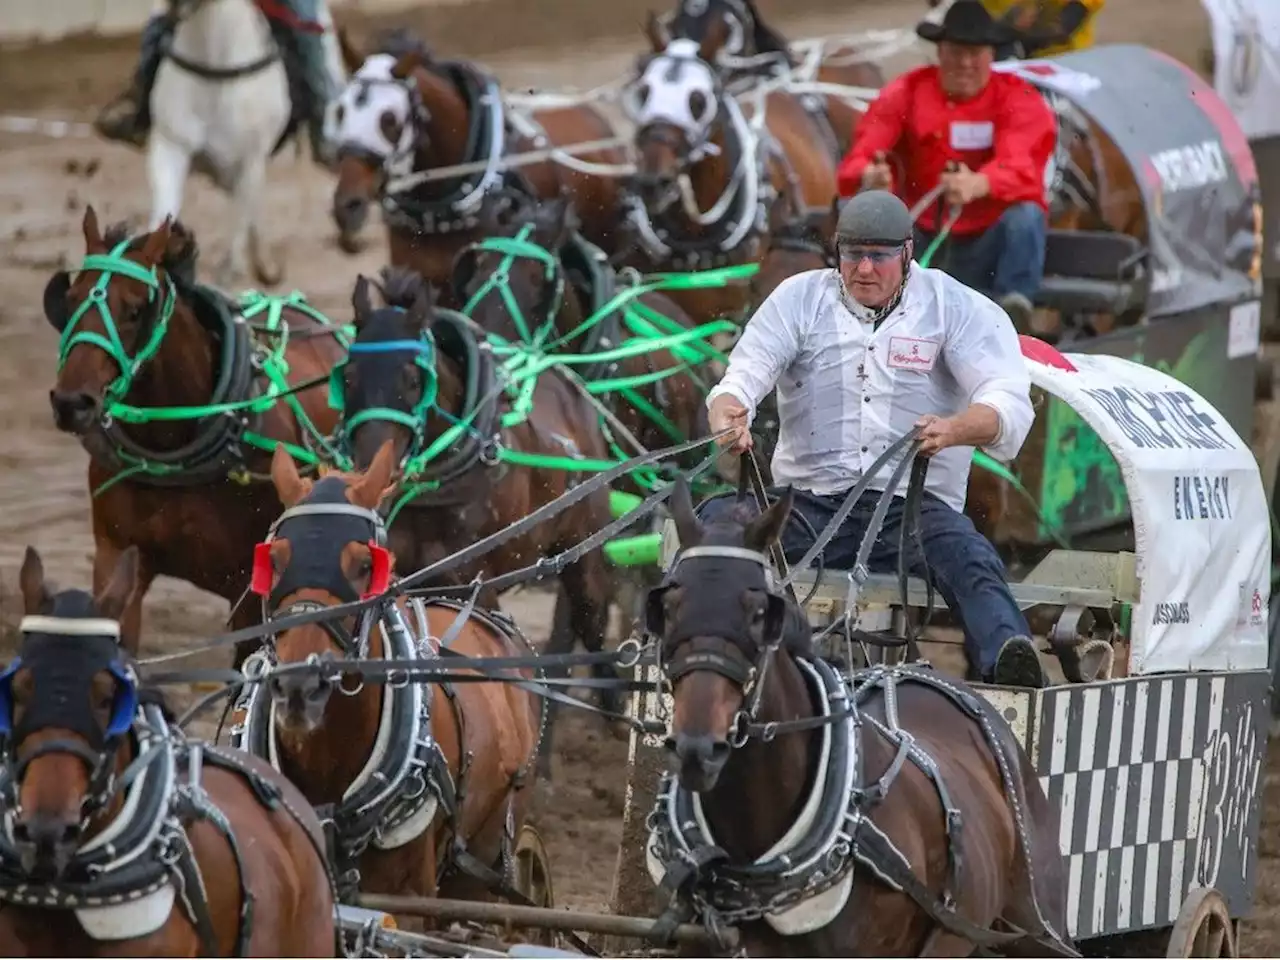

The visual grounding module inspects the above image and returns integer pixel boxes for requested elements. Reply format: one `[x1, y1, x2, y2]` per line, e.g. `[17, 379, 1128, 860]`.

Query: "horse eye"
[334, 103, 346, 126]
[688, 91, 708, 123]
[379, 110, 402, 145]
[637, 83, 651, 106]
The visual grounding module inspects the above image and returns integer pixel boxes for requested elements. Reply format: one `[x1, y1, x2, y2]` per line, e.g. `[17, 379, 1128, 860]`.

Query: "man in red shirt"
[836, 0, 1056, 329]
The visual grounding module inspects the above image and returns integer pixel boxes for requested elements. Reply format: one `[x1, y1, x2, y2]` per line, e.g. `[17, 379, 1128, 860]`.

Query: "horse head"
[258, 441, 400, 734]
[331, 29, 436, 243]
[752, 198, 839, 302]
[659, 0, 750, 65]
[622, 38, 726, 213]
[451, 190, 578, 345]
[337, 270, 450, 473]
[44, 207, 191, 437]
[648, 478, 808, 792]
[1, 545, 141, 881]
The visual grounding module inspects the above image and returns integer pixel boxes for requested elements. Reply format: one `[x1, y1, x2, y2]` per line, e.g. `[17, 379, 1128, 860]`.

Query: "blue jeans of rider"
[915, 201, 1047, 301]
[696, 485, 1031, 679]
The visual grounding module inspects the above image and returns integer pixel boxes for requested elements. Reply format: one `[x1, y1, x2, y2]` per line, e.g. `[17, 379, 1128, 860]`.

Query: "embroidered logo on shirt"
[949, 121, 994, 151]
[888, 337, 939, 372]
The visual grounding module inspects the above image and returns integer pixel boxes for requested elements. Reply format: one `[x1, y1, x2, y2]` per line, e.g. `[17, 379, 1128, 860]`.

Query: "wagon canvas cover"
[996, 44, 1261, 317]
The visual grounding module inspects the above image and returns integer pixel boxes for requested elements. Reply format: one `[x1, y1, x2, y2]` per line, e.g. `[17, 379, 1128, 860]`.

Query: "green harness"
[57, 240, 351, 494]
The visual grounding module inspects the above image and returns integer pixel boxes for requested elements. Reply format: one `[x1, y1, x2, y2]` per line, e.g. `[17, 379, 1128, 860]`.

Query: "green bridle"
[57, 239, 177, 404]
[328, 327, 441, 465]
[459, 224, 565, 349]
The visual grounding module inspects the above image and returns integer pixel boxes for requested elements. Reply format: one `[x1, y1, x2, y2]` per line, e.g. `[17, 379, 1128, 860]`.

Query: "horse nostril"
[49, 389, 98, 427]
[59, 822, 81, 845]
[11, 822, 29, 844]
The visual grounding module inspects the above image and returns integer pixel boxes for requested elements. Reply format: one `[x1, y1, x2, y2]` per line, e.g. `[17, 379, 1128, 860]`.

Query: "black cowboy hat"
[916, 0, 1017, 47]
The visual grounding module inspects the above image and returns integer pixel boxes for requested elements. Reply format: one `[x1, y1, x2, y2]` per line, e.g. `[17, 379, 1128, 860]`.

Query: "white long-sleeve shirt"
[706, 264, 1034, 512]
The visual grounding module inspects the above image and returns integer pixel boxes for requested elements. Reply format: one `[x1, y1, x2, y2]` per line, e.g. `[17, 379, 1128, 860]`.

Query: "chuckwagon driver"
[836, 0, 1057, 332]
[702, 189, 1046, 690]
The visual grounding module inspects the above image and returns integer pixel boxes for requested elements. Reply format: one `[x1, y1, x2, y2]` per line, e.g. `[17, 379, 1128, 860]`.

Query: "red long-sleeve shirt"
[836, 66, 1056, 237]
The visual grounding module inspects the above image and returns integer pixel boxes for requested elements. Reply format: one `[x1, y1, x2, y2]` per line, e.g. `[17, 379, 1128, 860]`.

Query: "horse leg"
[559, 551, 623, 718]
[147, 132, 191, 229]
[535, 584, 574, 782]
[222, 152, 281, 287]
[93, 542, 154, 657]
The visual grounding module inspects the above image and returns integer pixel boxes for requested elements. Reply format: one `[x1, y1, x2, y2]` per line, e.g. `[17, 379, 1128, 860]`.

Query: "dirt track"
[3, 0, 1278, 952]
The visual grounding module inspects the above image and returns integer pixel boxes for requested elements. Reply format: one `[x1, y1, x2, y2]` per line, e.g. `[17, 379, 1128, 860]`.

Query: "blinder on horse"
[329, 330, 440, 446]
[0, 612, 139, 805]
[646, 544, 789, 696]
[251, 476, 392, 653]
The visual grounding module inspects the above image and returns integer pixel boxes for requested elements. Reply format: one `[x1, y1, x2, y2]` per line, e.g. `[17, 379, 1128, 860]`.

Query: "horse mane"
[376, 265, 439, 312]
[708, 501, 814, 659]
[100, 219, 201, 289]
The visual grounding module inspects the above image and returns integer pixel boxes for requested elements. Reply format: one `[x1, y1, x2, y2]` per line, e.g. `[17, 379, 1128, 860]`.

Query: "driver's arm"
[706, 274, 809, 424]
[976, 77, 1056, 205]
[944, 294, 1034, 462]
[836, 75, 910, 196]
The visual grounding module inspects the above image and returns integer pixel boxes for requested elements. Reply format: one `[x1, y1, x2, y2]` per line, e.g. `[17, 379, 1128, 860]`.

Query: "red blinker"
[250, 542, 275, 596]
[364, 543, 392, 599]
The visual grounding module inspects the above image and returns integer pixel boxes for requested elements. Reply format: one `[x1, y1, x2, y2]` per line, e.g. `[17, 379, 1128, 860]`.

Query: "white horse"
[148, 0, 314, 285]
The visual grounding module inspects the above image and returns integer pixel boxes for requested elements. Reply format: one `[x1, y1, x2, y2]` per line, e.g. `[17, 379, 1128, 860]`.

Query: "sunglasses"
[838, 243, 906, 264]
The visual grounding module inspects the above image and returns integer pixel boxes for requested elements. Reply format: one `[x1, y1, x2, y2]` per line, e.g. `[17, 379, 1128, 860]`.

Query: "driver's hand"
[709, 394, 753, 455]
[862, 151, 893, 191]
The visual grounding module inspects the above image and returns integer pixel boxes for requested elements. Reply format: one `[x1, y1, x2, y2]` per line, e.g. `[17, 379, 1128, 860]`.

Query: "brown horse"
[647, 481, 1073, 956]
[330, 27, 629, 284]
[234, 441, 542, 912]
[749, 198, 838, 304]
[43, 208, 347, 662]
[618, 23, 860, 330]
[331, 268, 620, 777]
[0, 546, 334, 956]
[655, 0, 887, 91]
[455, 189, 712, 468]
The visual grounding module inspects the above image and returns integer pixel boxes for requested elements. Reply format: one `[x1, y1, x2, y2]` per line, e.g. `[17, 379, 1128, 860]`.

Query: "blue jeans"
[697, 486, 1031, 678]
[916, 201, 1047, 301]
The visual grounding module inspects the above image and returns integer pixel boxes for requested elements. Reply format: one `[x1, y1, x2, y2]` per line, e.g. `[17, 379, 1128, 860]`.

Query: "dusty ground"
[1, 0, 1273, 953]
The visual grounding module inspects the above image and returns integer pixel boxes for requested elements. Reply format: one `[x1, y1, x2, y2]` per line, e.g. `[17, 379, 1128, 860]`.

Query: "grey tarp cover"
[996, 44, 1261, 317]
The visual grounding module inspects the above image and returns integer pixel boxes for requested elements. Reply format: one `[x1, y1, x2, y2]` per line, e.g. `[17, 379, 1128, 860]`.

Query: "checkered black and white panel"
[1030, 670, 1269, 939]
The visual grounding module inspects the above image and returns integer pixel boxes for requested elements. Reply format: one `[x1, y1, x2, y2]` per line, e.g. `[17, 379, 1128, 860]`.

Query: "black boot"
[991, 635, 1046, 689]
[95, 13, 173, 148]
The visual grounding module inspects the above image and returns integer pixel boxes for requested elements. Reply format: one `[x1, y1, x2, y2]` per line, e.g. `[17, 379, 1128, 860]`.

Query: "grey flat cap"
[835, 190, 913, 245]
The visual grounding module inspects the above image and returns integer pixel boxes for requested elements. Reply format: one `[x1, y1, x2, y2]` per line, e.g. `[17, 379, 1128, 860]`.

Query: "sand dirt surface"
[3, 0, 1275, 952]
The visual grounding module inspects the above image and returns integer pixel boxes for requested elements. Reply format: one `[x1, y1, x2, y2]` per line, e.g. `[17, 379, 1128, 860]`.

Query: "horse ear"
[270, 444, 311, 508]
[390, 48, 422, 80]
[643, 10, 670, 53]
[409, 283, 435, 332]
[139, 218, 173, 266]
[337, 25, 365, 75]
[351, 440, 399, 509]
[668, 475, 703, 549]
[18, 546, 50, 616]
[352, 275, 375, 327]
[743, 486, 794, 552]
[95, 548, 140, 622]
[82, 205, 105, 254]
[535, 195, 578, 251]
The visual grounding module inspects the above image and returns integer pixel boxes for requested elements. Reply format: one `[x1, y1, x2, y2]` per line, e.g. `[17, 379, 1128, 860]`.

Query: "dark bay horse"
[234, 442, 543, 911]
[655, 0, 887, 91]
[455, 189, 715, 473]
[619, 29, 860, 331]
[331, 269, 620, 776]
[0, 546, 334, 956]
[331, 28, 629, 281]
[43, 207, 348, 661]
[647, 480, 1073, 956]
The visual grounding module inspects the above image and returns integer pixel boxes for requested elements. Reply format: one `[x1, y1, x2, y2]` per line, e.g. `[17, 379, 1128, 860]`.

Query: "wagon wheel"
[514, 824, 554, 909]
[510, 824, 557, 947]
[1166, 887, 1237, 957]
